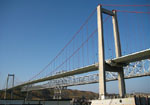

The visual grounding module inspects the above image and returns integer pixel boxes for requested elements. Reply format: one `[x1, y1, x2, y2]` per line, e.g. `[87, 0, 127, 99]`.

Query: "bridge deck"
[111, 49, 150, 63]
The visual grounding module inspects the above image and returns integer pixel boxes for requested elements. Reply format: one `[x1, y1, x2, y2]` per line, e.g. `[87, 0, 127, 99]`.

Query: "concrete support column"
[97, 5, 106, 99]
[112, 10, 126, 97]
[118, 70, 126, 97]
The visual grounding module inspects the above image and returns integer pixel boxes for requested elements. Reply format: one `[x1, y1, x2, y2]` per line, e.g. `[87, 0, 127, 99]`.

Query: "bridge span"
[9, 49, 150, 91]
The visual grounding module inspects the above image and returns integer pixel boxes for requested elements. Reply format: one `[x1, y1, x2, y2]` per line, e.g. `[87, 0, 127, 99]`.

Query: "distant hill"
[1, 88, 150, 100]
[0, 88, 98, 100]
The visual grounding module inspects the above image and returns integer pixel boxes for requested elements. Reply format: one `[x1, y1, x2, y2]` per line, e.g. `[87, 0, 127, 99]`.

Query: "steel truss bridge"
[22, 59, 150, 91]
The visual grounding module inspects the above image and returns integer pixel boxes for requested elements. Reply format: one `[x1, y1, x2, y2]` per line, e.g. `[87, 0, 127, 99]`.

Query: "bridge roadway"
[22, 72, 150, 91]
[7, 49, 150, 90]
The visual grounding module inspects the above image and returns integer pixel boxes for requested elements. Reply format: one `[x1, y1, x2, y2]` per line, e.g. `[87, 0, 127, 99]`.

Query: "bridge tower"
[4, 74, 15, 100]
[97, 5, 126, 99]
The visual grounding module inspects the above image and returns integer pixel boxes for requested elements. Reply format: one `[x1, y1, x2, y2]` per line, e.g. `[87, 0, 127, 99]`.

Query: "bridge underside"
[22, 72, 150, 91]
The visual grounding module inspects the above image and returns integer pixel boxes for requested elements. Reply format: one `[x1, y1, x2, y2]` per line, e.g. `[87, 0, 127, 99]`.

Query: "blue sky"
[0, 0, 150, 93]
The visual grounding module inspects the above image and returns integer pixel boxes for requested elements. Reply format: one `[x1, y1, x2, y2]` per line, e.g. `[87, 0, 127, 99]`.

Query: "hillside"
[0, 88, 98, 100]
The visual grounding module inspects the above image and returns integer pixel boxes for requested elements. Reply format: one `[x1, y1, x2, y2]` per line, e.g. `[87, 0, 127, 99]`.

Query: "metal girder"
[23, 72, 150, 91]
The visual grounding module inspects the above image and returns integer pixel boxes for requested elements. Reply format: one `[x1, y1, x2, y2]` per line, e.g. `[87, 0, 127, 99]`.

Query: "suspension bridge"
[2, 4, 150, 104]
